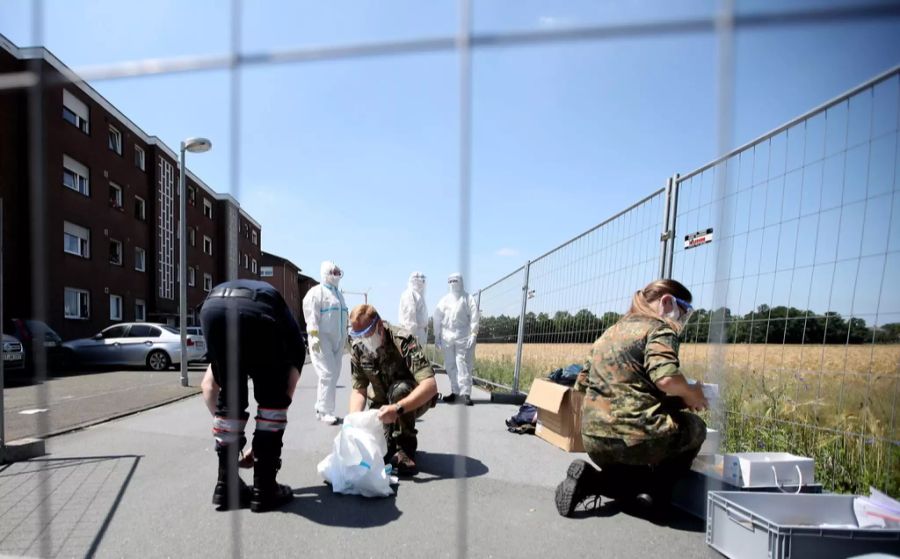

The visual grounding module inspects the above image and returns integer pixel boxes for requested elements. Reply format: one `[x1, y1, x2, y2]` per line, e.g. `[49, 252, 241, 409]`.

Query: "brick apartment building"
[259, 251, 319, 333]
[0, 34, 262, 340]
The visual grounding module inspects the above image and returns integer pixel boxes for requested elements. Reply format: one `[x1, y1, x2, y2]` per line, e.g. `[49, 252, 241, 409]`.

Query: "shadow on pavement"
[412, 452, 489, 483]
[287, 484, 401, 527]
[568, 498, 705, 533]
[0, 455, 142, 557]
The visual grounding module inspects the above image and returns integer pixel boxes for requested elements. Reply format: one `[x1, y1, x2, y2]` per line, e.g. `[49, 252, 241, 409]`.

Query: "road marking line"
[19, 408, 49, 415]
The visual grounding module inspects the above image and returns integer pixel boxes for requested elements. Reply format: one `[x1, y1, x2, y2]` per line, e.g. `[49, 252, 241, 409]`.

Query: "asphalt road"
[1, 364, 207, 441]
[0, 357, 717, 558]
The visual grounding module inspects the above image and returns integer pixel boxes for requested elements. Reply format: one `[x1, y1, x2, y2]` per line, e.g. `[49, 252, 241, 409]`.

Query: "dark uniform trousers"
[201, 282, 304, 485]
[369, 380, 435, 456]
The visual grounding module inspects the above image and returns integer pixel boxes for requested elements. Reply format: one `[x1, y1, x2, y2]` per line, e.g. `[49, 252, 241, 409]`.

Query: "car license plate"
[3, 353, 23, 361]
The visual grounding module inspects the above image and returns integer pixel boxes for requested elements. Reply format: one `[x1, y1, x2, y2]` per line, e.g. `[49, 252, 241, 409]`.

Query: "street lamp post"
[179, 137, 211, 387]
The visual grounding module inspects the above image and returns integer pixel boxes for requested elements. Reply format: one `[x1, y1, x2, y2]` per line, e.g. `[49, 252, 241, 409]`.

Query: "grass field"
[465, 342, 900, 496]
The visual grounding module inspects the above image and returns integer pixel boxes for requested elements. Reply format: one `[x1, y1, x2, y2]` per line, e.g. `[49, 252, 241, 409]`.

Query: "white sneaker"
[316, 412, 339, 425]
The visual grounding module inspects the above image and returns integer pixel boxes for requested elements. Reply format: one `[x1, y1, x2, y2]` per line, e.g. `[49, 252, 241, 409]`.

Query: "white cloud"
[495, 247, 519, 257]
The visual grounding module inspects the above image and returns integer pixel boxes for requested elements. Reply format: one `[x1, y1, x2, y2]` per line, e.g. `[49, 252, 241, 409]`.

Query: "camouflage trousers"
[582, 412, 706, 499]
[369, 380, 437, 456]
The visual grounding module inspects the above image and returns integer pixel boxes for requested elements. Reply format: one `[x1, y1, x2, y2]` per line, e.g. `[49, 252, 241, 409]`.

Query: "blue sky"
[1, 1, 899, 323]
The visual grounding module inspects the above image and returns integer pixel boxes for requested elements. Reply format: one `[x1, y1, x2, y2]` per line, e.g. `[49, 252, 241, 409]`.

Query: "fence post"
[659, 177, 674, 279]
[666, 173, 680, 279]
[0, 198, 5, 464]
[512, 260, 531, 394]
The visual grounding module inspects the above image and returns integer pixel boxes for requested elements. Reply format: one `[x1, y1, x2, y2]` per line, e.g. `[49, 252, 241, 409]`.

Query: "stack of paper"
[854, 487, 900, 528]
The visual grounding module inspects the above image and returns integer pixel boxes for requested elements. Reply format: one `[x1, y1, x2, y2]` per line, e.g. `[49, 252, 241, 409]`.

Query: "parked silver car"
[62, 323, 189, 371]
[2, 333, 26, 371]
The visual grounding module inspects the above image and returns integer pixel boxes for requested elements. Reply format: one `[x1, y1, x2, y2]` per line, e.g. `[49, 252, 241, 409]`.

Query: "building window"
[135, 196, 146, 220]
[251, 259, 257, 274]
[62, 89, 89, 133]
[109, 182, 123, 209]
[189, 227, 196, 247]
[203, 273, 213, 292]
[203, 198, 213, 219]
[251, 230, 258, 245]
[63, 155, 90, 196]
[260, 266, 274, 278]
[134, 145, 145, 171]
[63, 221, 90, 258]
[109, 294, 123, 321]
[108, 124, 122, 155]
[135, 247, 146, 271]
[64, 287, 90, 319]
[203, 235, 213, 255]
[135, 298, 146, 322]
[109, 238, 122, 265]
[188, 267, 196, 287]
[188, 185, 196, 206]
[243, 253, 249, 269]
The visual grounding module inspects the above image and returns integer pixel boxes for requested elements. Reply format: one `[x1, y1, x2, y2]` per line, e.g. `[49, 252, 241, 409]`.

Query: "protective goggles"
[674, 296, 695, 322]
[448, 278, 460, 284]
[349, 315, 379, 338]
[329, 268, 343, 278]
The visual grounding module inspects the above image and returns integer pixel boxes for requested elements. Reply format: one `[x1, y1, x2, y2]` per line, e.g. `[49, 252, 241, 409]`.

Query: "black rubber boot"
[554, 459, 606, 517]
[212, 447, 251, 510]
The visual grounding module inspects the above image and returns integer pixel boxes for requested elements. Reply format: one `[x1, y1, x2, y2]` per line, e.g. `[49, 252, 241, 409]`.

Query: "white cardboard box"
[723, 452, 815, 489]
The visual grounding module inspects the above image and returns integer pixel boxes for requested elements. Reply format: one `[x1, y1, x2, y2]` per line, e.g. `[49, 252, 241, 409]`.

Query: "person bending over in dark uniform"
[555, 279, 709, 517]
[347, 304, 438, 476]
[200, 279, 304, 512]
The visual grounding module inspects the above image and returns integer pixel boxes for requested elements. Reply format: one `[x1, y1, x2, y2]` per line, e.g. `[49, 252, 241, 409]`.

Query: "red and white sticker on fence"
[684, 228, 714, 249]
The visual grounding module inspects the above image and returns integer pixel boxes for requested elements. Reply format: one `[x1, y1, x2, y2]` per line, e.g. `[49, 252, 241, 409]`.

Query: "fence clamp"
[660, 230, 673, 242]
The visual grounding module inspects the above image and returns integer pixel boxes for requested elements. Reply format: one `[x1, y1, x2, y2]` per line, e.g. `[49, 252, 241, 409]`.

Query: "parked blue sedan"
[62, 323, 196, 371]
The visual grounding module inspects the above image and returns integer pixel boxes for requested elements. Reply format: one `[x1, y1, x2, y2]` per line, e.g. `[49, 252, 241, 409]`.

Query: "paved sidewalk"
[0, 358, 716, 558]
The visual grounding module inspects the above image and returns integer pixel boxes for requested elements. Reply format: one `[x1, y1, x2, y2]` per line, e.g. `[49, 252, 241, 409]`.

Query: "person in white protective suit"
[398, 272, 428, 346]
[302, 261, 348, 425]
[433, 273, 479, 406]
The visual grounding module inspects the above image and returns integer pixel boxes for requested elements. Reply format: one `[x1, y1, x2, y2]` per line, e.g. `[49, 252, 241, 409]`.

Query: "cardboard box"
[525, 378, 584, 452]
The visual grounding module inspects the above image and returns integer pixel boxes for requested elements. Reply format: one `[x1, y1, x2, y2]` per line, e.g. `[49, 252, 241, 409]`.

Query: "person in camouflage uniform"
[557, 279, 709, 517]
[347, 304, 439, 476]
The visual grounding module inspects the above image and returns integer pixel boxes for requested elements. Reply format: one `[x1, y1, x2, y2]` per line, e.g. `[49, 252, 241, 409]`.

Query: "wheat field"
[467, 342, 900, 494]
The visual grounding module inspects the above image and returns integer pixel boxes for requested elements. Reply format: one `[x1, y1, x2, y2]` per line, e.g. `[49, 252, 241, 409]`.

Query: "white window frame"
[203, 198, 213, 219]
[109, 238, 123, 266]
[251, 230, 258, 245]
[64, 287, 90, 320]
[135, 247, 146, 272]
[63, 154, 90, 196]
[62, 89, 89, 133]
[109, 294, 123, 321]
[108, 124, 122, 155]
[243, 253, 249, 269]
[189, 227, 196, 247]
[203, 235, 213, 256]
[260, 266, 274, 278]
[135, 298, 146, 322]
[63, 221, 90, 258]
[109, 181, 123, 209]
[135, 196, 146, 220]
[251, 258, 257, 274]
[203, 273, 213, 292]
[188, 267, 196, 287]
[134, 145, 145, 171]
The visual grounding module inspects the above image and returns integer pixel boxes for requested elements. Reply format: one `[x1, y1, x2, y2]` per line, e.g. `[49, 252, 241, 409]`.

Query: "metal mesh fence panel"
[471, 266, 525, 390]
[670, 68, 900, 495]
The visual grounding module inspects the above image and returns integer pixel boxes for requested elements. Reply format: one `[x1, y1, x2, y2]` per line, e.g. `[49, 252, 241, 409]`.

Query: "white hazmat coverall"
[398, 271, 428, 347]
[433, 273, 479, 397]
[302, 261, 348, 422]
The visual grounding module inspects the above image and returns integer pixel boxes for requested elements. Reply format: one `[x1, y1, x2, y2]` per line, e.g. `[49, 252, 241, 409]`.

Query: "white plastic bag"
[317, 410, 396, 497]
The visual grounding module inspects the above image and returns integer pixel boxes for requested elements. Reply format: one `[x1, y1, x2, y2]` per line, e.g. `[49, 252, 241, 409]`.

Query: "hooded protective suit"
[433, 273, 479, 398]
[302, 261, 348, 422]
[398, 272, 428, 346]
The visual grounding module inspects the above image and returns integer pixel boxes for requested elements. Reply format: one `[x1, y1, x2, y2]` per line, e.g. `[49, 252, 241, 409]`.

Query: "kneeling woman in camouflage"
[555, 279, 709, 517]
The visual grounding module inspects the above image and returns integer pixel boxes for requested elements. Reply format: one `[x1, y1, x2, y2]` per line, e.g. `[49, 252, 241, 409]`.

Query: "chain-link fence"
[474, 66, 900, 495]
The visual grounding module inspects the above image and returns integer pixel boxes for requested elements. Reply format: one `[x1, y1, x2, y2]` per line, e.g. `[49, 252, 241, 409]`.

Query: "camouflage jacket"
[581, 314, 683, 444]
[350, 323, 434, 404]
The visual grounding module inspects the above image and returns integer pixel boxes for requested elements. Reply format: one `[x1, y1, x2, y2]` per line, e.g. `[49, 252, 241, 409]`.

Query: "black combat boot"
[554, 459, 607, 517]
[251, 457, 293, 513]
[212, 447, 251, 510]
[442, 393, 457, 404]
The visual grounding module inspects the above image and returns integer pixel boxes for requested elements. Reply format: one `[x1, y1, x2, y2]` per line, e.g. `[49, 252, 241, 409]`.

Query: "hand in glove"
[466, 335, 476, 349]
[308, 332, 321, 353]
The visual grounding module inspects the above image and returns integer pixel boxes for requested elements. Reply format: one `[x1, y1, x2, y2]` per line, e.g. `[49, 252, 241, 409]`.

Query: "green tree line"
[475, 305, 900, 344]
